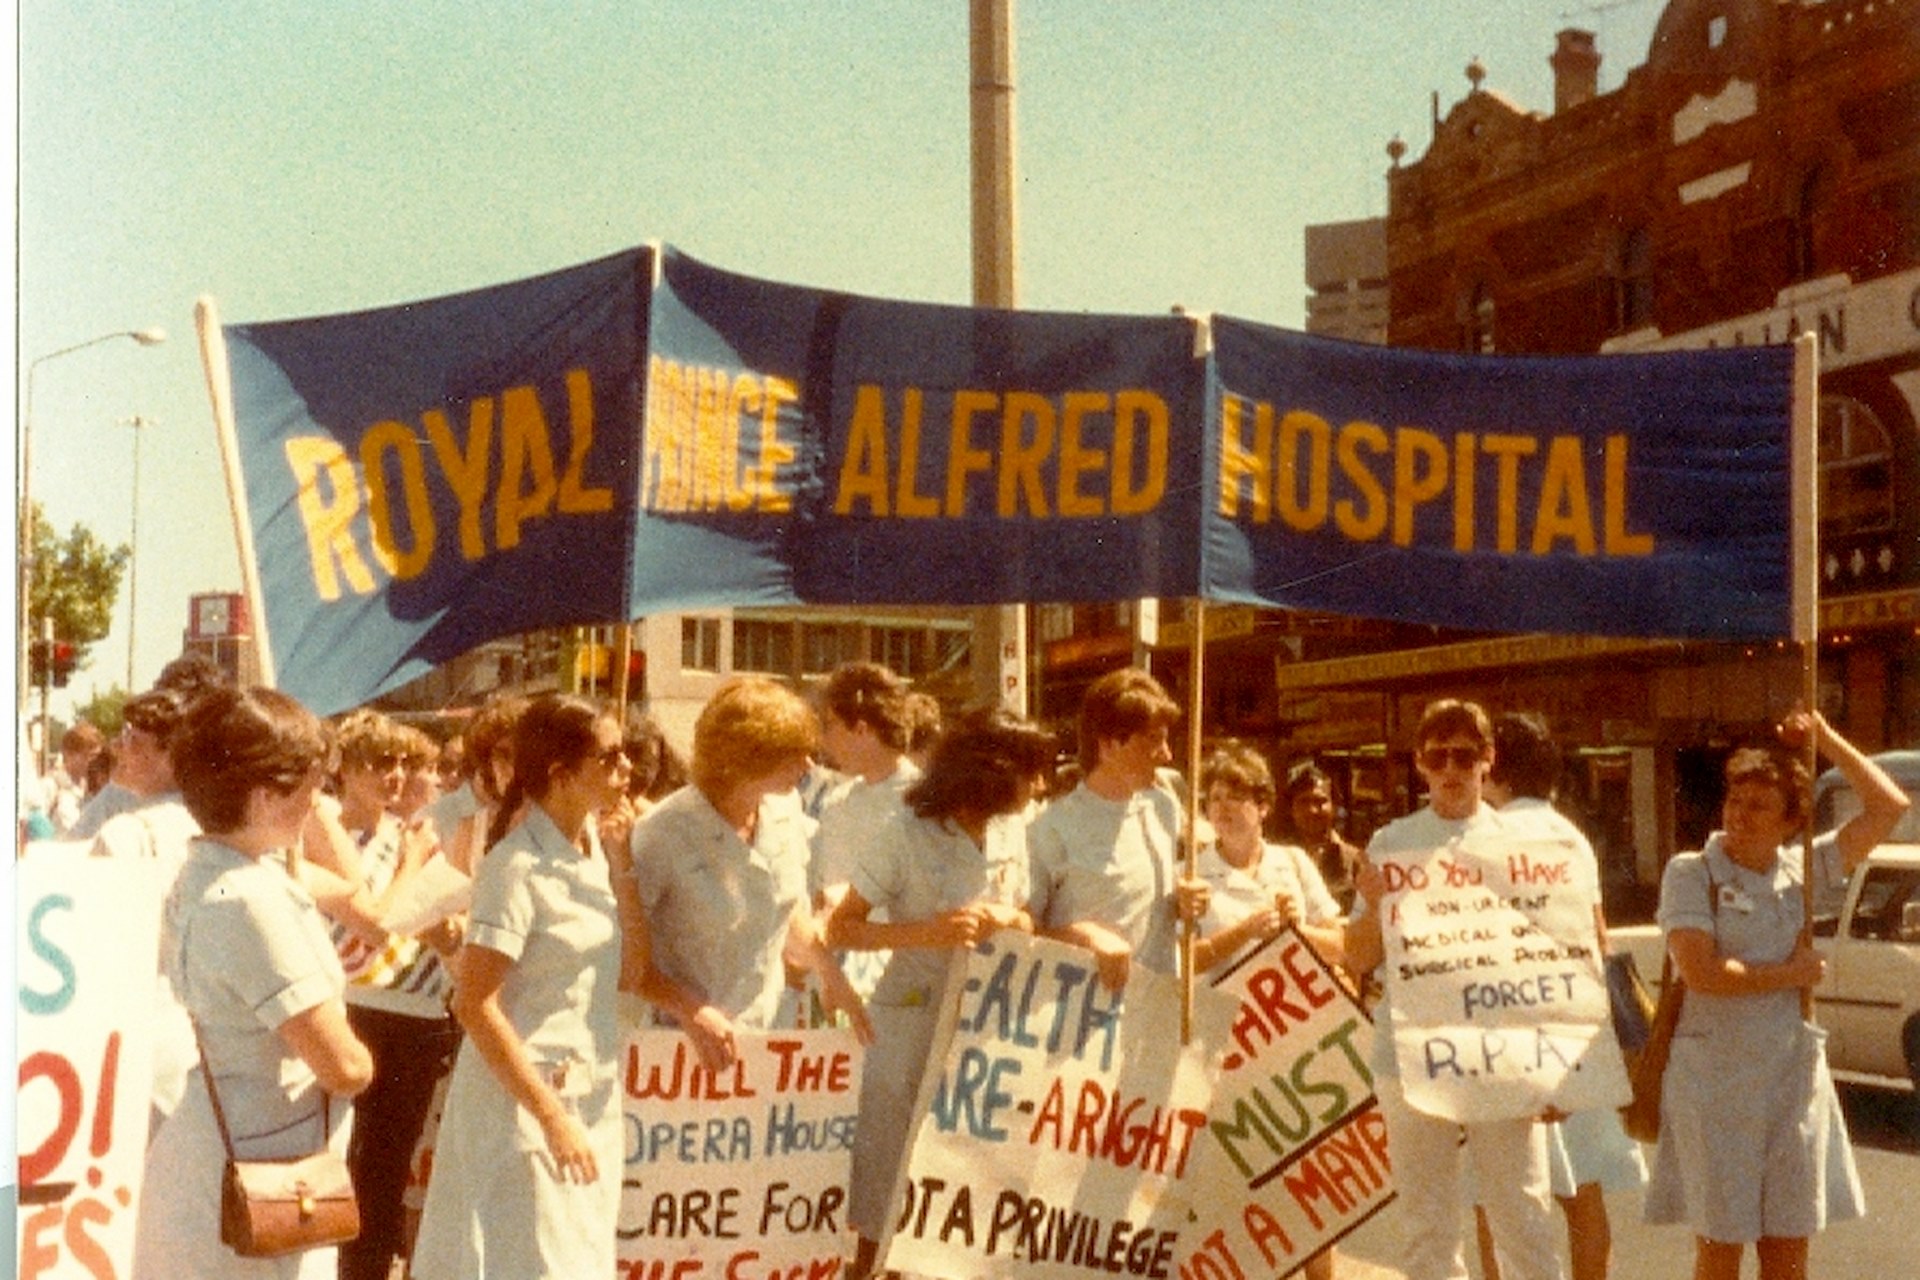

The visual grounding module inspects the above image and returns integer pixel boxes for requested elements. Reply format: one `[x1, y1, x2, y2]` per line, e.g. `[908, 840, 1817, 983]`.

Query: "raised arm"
[1785, 710, 1911, 874]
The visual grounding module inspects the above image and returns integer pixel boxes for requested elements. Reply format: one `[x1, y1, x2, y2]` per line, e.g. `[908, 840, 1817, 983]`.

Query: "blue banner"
[1203, 318, 1795, 640]
[216, 245, 1797, 715]
[643, 248, 1205, 607]
[225, 248, 648, 712]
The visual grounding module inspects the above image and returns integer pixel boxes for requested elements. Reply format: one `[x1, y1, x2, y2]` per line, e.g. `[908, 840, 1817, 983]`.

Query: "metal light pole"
[120, 415, 157, 690]
[969, 0, 1029, 716]
[18, 327, 166, 772]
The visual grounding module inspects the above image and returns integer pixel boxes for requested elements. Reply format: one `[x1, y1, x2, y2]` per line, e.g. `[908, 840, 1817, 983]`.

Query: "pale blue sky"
[14, 0, 1667, 712]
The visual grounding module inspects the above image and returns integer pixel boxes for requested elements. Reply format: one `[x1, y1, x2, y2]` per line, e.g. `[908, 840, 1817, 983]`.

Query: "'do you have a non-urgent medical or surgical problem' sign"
[1377, 821, 1629, 1123]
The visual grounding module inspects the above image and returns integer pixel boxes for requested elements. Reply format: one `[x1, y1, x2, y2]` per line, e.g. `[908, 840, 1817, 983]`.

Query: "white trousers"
[1378, 1078, 1566, 1280]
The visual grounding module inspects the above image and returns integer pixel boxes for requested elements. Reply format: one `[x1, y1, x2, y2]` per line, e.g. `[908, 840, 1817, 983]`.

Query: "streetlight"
[119, 416, 157, 690]
[18, 326, 167, 776]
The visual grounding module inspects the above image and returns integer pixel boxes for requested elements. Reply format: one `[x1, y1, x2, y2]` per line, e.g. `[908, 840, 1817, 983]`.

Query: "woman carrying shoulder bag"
[1644, 711, 1908, 1280]
[132, 687, 374, 1280]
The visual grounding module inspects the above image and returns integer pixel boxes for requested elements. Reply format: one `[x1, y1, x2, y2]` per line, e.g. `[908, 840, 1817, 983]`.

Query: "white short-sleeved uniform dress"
[132, 839, 351, 1280]
[1643, 833, 1864, 1243]
[628, 784, 812, 1028]
[411, 807, 623, 1279]
[845, 807, 1030, 1241]
[1194, 839, 1342, 978]
[1496, 798, 1648, 1199]
[1027, 781, 1184, 975]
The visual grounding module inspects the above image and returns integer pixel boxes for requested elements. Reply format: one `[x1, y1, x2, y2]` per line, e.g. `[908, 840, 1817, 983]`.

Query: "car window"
[1846, 867, 1920, 942]
[1817, 780, 1920, 842]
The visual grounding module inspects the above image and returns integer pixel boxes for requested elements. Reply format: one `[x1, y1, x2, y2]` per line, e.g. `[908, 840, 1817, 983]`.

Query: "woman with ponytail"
[412, 696, 631, 1278]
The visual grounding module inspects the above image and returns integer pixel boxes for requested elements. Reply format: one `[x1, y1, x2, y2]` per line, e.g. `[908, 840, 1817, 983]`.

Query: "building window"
[1462, 282, 1495, 352]
[801, 623, 858, 675]
[1612, 227, 1654, 333]
[928, 625, 971, 675]
[874, 626, 921, 677]
[681, 617, 721, 672]
[734, 619, 794, 675]
[1818, 395, 1895, 538]
[1794, 168, 1825, 281]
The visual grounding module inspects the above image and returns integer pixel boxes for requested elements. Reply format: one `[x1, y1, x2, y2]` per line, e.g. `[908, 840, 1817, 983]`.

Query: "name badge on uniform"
[1718, 883, 1755, 914]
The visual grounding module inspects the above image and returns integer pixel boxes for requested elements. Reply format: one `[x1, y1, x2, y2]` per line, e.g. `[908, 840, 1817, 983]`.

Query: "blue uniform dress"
[132, 840, 350, 1280]
[1027, 780, 1184, 975]
[844, 808, 1030, 1241]
[412, 808, 623, 1279]
[628, 784, 812, 1029]
[1643, 833, 1864, 1242]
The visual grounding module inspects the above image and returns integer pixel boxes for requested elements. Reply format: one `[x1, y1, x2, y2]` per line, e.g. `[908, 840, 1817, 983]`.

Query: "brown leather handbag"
[195, 1022, 361, 1258]
[1618, 953, 1683, 1144]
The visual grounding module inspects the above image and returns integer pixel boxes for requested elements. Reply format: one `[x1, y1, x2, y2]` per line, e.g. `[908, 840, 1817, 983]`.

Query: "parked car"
[1610, 750, 1920, 1093]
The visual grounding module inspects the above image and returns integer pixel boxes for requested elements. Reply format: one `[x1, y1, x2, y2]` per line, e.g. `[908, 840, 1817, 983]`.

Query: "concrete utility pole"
[969, 0, 1029, 714]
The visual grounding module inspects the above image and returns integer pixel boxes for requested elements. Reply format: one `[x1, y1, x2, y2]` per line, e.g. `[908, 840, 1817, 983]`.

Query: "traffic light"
[26, 640, 76, 687]
[50, 642, 76, 688]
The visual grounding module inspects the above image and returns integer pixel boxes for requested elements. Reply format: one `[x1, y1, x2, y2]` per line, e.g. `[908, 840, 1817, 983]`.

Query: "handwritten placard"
[16, 856, 160, 1280]
[885, 933, 1235, 1280]
[618, 1028, 863, 1280]
[1379, 825, 1628, 1122]
[1178, 932, 1391, 1280]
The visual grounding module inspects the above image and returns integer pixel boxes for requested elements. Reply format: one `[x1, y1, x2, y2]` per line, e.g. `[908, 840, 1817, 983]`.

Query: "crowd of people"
[19, 654, 1908, 1280]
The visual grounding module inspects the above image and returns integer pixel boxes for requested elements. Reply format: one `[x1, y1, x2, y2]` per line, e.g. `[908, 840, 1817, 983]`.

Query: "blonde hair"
[333, 708, 412, 770]
[692, 677, 818, 799]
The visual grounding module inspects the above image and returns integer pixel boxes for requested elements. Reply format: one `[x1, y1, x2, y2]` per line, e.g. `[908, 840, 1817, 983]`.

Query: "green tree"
[72, 685, 131, 738]
[27, 502, 130, 680]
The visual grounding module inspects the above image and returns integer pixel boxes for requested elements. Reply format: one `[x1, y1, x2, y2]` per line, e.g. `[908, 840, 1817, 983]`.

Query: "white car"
[1611, 750, 1920, 1093]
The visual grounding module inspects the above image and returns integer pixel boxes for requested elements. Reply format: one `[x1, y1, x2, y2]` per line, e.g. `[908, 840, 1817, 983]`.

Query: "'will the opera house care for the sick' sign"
[884, 933, 1236, 1280]
[1179, 932, 1391, 1280]
[1379, 821, 1629, 1123]
[16, 854, 160, 1280]
[619, 1028, 863, 1280]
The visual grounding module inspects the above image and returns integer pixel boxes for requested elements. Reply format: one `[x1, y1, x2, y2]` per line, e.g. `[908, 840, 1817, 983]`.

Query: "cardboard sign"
[1178, 932, 1390, 1280]
[15, 857, 160, 1280]
[885, 933, 1235, 1280]
[618, 1028, 863, 1280]
[1379, 824, 1629, 1122]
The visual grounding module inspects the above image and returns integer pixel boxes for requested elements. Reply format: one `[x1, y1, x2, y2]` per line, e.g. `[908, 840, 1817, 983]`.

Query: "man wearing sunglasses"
[1345, 699, 1567, 1280]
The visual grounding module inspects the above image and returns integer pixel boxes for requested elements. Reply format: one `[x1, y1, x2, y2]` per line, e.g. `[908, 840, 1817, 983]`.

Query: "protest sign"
[1377, 823, 1629, 1122]
[1178, 933, 1390, 1280]
[619, 1028, 863, 1280]
[16, 857, 160, 1280]
[884, 933, 1235, 1280]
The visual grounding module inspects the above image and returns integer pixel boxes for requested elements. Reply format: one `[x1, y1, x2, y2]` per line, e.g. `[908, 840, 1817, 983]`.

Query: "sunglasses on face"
[1419, 745, 1484, 772]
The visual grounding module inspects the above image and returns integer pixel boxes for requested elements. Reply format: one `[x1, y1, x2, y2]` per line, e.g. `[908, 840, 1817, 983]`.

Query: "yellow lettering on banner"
[1277, 410, 1332, 532]
[556, 369, 613, 516]
[1058, 392, 1110, 517]
[753, 376, 798, 512]
[360, 420, 435, 579]
[1392, 427, 1449, 546]
[1603, 436, 1654, 555]
[496, 386, 559, 551]
[1480, 434, 1538, 553]
[947, 390, 999, 516]
[1218, 395, 1272, 522]
[836, 385, 891, 515]
[1452, 433, 1478, 551]
[693, 369, 745, 513]
[284, 437, 377, 602]
[1334, 420, 1388, 540]
[999, 391, 1054, 517]
[1533, 436, 1596, 553]
[1111, 389, 1168, 516]
[643, 357, 689, 511]
[1220, 397, 1658, 560]
[422, 400, 494, 561]
[895, 388, 939, 518]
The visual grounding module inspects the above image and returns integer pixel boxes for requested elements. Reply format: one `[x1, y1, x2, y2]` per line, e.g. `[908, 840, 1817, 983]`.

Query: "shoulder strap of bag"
[189, 1015, 240, 1162]
[1666, 855, 1722, 997]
